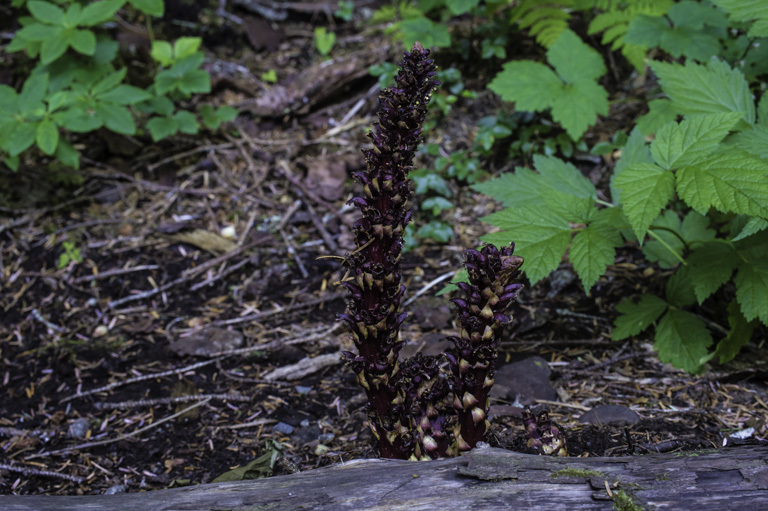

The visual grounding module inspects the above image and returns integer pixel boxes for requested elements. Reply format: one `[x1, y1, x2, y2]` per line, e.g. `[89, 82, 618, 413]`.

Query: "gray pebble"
[68, 418, 90, 439]
[272, 421, 295, 435]
[104, 484, 127, 495]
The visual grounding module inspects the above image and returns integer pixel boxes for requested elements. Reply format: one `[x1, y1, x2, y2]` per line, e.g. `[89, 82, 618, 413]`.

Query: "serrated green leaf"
[655, 309, 711, 373]
[398, 17, 451, 48]
[728, 124, 768, 159]
[612, 294, 668, 340]
[78, 0, 125, 26]
[35, 118, 58, 155]
[687, 242, 739, 303]
[68, 29, 96, 55]
[668, 0, 728, 30]
[570, 222, 619, 292]
[472, 168, 541, 208]
[712, 0, 768, 38]
[642, 210, 685, 269]
[624, 14, 668, 47]
[732, 216, 768, 241]
[650, 112, 742, 170]
[128, 0, 164, 17]
[489, 61, 563, 113]
[637, 99, 678, 136]
[551, 79, 609, 140]
[649, 59, 755, 126]
[665, 264, 697, 307]
[533, 154, 596, 200]
[95, 103, 134, 134]
[547, 29, 606, 83]
[676, 151, 768, 217]
[98, 85, 151, 105]
[734, 260, 768, 324]
[481, 206, 571, 284]
[710, 300, 756, 364]
[614, 162, 675, 241]
[27, 1, 65, 25]
[147, 116, 179, 141]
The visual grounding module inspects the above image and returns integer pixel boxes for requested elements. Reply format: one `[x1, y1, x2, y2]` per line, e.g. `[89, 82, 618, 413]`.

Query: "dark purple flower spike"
[447, 243, 524, 452]
[338, 42, 439, 459]
[522, 406, 568, 457]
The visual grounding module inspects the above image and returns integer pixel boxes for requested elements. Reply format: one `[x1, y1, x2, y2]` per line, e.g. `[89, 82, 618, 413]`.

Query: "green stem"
[647, 229, 686, 265]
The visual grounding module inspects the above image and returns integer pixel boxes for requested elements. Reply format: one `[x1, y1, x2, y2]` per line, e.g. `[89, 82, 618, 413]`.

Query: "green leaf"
[53, 107, 102, 132]
[547, 29, 606, 83]
[314, 27, 335, 56]
[0, 85, 19, 115]
[644, 210, 715, 269]
[655, 309, 711, 373]
[488, 61, 563, 113]
[78, 0, 125, 26]
[445, 0, 478, 16]
[212, 441, 282, 482]
[675, 151, 768, 217]
[709, 301, 756, 364]
[40, 28, 68, 64]
[92, 68, 127, 96]
[397, 17, 451, 48]
[36, 118, 58, 155]
[533, 154, 596, 200]
[665, 264, 697, 307]
[728, 124, 768, 159]
[151, 40, 174, 66]
[215, 105, 238, 123]
[6, 122, 38, 156]
[177, 69, 210, 95]
[147, 116, 179, 141]
[687, 241, 739, 303]
[173, 37, 202, 60]
[19, 73, 48, 117]
[732, 216, 768, 241]
[27, 1, 65, 25]
[421, 196, 453, 215]
[650, 112, 742, 170]
[98, 85, 151, 105]
[612, 294, 668, 340]
[734, 259, 768, 324]
[173, 109, 198, 134]
[68, 29, 96, 55]
[95, 103, 135, 134]
[712, 0, 768, 38]
[624, 14, 669, 47]
[55, 138, 79, 169]
[649, 59, 755, 126]
[412, 170, 452, 197]
[480, 206, 571, 284]
[128, 0, 164, 17]
[569, 222, 620, 292]
[551, 79, 609, 139]
[636, 99, 678, 136]
[4, 154, 20, 171]
[17, 22, 58, 42]
[613, 162, 675, 241]
[416, 220, 453, 243]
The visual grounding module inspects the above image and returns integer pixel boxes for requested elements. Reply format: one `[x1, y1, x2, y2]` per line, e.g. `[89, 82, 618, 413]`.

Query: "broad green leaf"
[612, 127, 653, 203]
[728, 124, 768, 159]
[472, 168, 542, 208]
[533, 154, 596, 200]
[55, 138, 79, 168]
[174, 37, 202, 60]
[569, 223, 620, 292]
[314, 26, 336, 56]
[128, 0, 164, 17]
[642, 210, 686, 268]
[27, 1, 65, 25]
[665, 265, 697, 307]
[613, 162, 675, 241]
[95, 103, 134, 134]
[215, 105, 238, 122]
[177, 69, 210, 95]
[412, 170, 452, 197]
[488, 61, 563, 113]
[659, 27, 721, 62]
[173, 109, 198, 134]
[98, 85, 151, 105]
[147, 116, 179, 141]
[445, 0, 478, 16]
[480, 206, 571, 284]
[6, 122, 38, 156]
[650, 112, 742, 170]
[416, 220, 453, 243]
[709, 300, 756, 364]
[398, 17, 451, 48]
[63, 2, 82, 26]
[17, 22, 58, 42]
[655, 309, 711, 373]
[78, 0, 125, 26]
[667, 0, 728, 30]
[35, 118, 58, 155]
[649, 59, 755, 126]
[421, 196, 453, 215]
[92, 68, 127, 96]
[68, 29, 96, 55]
[624, 14, 669, 47]
[734, 260, 768, 324]
[636, 99, 678, 136]
[19, 73, 49, 117]
[0, 85, 19, 115]
[40, 28, 68, 64]
[53, 107, 102, 132]
[712, 0, 768, 38]
[550, 79, 609, 139]
[732, 217, 768, 241]
[151, 40, 174, 66]
[676, 151, 768, 217]
[687, 242, 739, 303]
[612, 294, 668, 340]
[547, 29, 606, 83]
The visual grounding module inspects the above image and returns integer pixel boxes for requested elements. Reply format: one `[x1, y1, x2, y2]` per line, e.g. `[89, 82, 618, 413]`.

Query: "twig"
[189, 255, 257, 291]
[402, 269, 456, 307]
[211, 292, 344, 326]
[26, 398, 212, 459]
[30, 309, 67, 333]
[94, 393, 249, 410]
[72, 265, 160, 284]
[279, 229, 309, 279]
[0, 463, 84, 483]
[533, 399, 591, 412]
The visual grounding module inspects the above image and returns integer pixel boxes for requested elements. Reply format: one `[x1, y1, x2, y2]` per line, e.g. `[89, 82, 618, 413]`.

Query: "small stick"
[402, 269, 456, 307]
[94, 392, 249, 410]
[73, 265, 160, 284]
[0, 463, 84, 483]
[26, 398, 212, 459]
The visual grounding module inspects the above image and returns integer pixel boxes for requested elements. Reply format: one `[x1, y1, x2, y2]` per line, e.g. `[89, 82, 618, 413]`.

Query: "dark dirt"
[2, 0, 768, 497]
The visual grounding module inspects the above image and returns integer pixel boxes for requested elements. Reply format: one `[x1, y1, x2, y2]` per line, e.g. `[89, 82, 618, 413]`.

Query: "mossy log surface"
[3, 445, 767, 510]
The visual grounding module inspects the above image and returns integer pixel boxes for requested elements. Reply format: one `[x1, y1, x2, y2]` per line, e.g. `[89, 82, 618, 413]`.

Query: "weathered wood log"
[2, 445, 767, 510]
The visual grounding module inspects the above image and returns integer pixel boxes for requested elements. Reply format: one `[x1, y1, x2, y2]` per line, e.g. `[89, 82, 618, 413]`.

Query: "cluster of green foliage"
[363, 0, 768, 372]
[1, 0, 237, 171]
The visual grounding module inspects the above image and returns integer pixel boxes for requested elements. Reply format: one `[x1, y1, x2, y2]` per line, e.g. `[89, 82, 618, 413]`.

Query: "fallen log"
[2, 445, 767, 510]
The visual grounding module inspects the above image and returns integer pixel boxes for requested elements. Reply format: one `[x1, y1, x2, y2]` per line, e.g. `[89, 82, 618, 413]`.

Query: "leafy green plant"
[488, 29, 609, 140]
[475, 54, 768, 373]
[57, 240, 83, 269]
[1, 0, 237, 170]
[314, 27, 336, 56]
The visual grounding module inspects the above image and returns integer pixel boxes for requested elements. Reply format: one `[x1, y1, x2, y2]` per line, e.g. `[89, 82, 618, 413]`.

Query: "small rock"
[579, 405, 640, 426]
[314, 444, 329, 456]
[104, 484, 127, 495]
[295, 386, 312, 395]
[300, 419, 311, 428]
[492, 356, 558, 404]
[272, 422, 295, 435]
[168, 327, 244, 357]
[318, 433, 335, 443]
[68, 418, 90, 439]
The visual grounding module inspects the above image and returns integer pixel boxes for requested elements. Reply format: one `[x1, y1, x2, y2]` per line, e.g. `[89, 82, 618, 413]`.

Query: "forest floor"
[1, 0, 767, 496]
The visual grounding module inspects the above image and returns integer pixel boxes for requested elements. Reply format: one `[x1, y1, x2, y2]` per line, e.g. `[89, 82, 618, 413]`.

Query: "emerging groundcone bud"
[447, 243, 523, 453]
[522, 407, 568, 457]
[338, 42, 439, 460]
